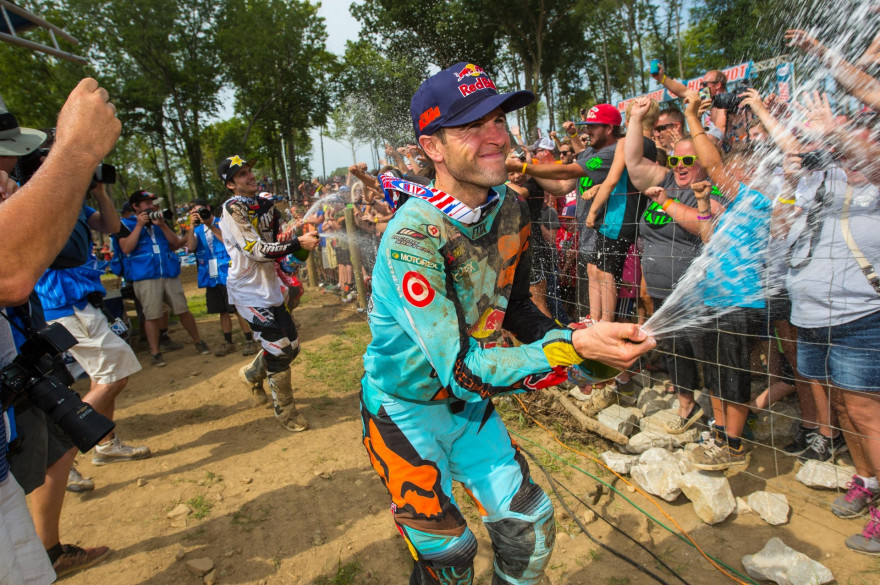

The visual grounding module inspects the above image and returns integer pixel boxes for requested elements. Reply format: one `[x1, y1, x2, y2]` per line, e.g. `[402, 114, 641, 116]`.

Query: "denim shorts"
[797, 310, 880, 391]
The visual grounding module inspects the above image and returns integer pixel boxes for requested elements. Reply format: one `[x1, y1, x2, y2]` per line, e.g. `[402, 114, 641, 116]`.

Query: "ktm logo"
[419, 106, 441, 131]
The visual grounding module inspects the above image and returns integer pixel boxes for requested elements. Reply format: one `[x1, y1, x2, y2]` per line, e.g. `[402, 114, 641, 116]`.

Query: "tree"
[218, 0, 334, 188]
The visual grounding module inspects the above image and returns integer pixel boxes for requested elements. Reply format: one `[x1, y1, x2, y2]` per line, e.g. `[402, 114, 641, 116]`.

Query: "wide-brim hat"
[0, 112, 47, 157]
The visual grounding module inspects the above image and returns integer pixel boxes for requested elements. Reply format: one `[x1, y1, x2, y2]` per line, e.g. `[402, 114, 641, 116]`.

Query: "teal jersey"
[362, 182, 585, 413]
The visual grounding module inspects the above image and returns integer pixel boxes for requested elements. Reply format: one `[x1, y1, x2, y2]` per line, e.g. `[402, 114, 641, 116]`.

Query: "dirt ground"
[54, 267, 880, 585]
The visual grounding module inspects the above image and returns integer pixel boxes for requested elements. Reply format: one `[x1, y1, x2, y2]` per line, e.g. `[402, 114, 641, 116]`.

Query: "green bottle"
[574, 359, 621, 384]
[292, 247, 310, 262]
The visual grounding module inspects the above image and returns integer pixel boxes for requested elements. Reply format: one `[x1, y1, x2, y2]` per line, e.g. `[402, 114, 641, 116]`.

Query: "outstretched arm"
[624, 98, 668, 191]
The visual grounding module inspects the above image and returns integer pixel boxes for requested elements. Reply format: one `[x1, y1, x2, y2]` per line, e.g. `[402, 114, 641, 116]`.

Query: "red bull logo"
[455, 63, 485, 81]
[458, 76, 496, 98]
[469, 307, 506, 339]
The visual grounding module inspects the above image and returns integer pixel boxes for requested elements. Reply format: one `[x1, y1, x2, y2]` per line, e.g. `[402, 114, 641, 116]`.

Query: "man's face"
[700, 74, 724, 97]
[424, 108, 510, 189]
[670, 141, 707, 187]
[748, 125, 768, 143]
[561, 216, 576, 233]
[228, 165, 258, 196]
[133, 199, 154, 214]
[653, 113, 682, 150]
[559, 145, 574, 163]
[583, 124, 613, 149]
[535, 147, 555, 164]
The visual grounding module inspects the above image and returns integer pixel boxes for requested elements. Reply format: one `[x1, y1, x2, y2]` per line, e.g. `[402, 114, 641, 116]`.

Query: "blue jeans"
[798, 310, 880, 391]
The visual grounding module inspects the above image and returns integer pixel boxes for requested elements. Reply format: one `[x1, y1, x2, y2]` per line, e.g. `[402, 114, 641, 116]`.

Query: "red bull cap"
[411, 61, 534, 139]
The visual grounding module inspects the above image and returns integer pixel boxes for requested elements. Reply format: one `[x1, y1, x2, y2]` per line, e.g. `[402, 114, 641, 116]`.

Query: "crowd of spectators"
[5, 23, 880, 585]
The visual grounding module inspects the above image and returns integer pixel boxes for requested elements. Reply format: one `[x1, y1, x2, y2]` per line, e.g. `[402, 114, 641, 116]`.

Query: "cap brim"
[443, 90, 535, 129]
[0, 127, 47, 157]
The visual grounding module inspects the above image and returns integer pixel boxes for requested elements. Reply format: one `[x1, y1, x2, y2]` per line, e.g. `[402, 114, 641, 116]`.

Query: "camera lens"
[27, 375, 115, 452]
[198, 208, 211, 220]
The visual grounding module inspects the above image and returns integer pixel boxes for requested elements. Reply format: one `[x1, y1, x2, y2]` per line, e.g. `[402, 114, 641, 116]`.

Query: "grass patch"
[314, 559, 362, 585]
[187, 293, 208, 320]
[231, 502, 271, 532]
[186, 494, 213, 519]
[300, 321, 370, 392]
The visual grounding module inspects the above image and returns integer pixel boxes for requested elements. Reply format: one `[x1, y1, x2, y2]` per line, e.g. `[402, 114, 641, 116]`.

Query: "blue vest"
[193, 221, 230, 288]
[119, 216, 181, 281]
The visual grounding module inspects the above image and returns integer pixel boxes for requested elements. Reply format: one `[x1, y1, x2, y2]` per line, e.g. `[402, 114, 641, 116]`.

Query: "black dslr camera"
[191, 207, 212, 226]
[0, 322, 115, 453]
[712, 80, 752, 111]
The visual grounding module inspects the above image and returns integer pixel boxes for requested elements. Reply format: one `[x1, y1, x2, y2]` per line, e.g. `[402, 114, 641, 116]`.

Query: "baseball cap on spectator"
[128, 190, 157, 207]
[411, 62, 535, 139]
[534, 137, 555, 151]
[582, 104, 622, 126]
[217, 154, 255, 186]
[121, 202, 132, 215]
[0, 112, 47, 156]
[561, 203, 576, 218]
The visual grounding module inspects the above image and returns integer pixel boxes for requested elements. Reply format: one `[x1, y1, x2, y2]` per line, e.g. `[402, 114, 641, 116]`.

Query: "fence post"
[344, 205, 367, 309]
[306, 248, 319, 288]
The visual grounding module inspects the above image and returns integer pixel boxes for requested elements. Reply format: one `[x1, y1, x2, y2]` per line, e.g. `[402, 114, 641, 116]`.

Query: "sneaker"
[799, 432, 847, 463]
[690, 439, 750, 471]
[782, 425, 818, 457]
[663, 406, 704, 435]
[159, 337, 184, 352]
[241, 340, 260, 356]
[92, 436, 152, 466]
[52, 544, 111, 578]
[195, 340, 211, 355]
[568, 386, 591, 402]
[214, 341, 236, 357]
[846, 506, 880, 555]
[832, 476, 880, 519]
[150, 352, 166, 367]
[342, 290, 357, 303]
[67, 465, 94, 493]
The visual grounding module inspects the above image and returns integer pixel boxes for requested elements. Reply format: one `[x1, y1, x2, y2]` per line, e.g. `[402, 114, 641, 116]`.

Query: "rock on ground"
[600, 451, 638, 475]
[630, 453, 684, 502]
[186, 558, 214, 577]
[747, 491, 790, 526]
[679, 471, 736, 525]
[597, 404, 642, 437]
[795, 460, 856, 490]
[742, 537, 834, 585]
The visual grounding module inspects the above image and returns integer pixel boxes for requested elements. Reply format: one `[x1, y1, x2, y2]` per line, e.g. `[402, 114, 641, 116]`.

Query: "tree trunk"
[159, 129, 176, 212]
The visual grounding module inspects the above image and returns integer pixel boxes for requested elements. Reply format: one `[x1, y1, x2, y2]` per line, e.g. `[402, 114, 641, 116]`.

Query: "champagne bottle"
[574, 359, 620, 385]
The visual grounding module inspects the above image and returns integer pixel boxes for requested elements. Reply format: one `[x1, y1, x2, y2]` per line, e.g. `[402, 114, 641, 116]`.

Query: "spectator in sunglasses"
[626, 95, 720, 434]
[653, 108, 685, 151]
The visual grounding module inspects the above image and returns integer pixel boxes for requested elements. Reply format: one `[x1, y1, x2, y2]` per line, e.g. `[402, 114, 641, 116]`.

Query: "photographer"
[0, 78, 120, 585]
[34, 179, 150, 469]
[183, 199, 258, 356]
[116, 190, 210, 366]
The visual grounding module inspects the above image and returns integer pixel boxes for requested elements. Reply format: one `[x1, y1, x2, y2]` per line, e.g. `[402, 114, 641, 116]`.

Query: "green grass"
[231, 502, 271, 532]
[186, 494, 213, 519]
[187, 293, 208, 320]
[300, 321, 370, 392]
[314, 560, 362, 585]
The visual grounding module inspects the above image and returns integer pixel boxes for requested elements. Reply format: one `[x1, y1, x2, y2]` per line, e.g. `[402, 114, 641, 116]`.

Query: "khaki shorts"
[133, 277, 190, 320]
[51, 303, 142, 385]
[0, 476, 56, 585]
[321, 244, 337, 270]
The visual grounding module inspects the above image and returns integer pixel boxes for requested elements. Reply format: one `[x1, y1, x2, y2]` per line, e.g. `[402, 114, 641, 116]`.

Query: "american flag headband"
[379, 175, 499, 225]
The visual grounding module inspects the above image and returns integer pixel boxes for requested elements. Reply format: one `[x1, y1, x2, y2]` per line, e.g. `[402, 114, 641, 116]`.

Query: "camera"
[800, 150, 838, 170]
[712, 92, 743, 110]
[193, 207, 212, 226]
[148, 209, 174, 222]
[0, 322, 115, 452]
[13, 139, 116, 186]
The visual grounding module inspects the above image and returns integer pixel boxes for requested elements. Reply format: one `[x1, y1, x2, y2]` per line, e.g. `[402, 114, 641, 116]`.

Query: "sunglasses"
[667, 155, 697, 167]
[700, 80, 722, 87]
[560, 150, 573, 155]
[654, 123, 679, 132]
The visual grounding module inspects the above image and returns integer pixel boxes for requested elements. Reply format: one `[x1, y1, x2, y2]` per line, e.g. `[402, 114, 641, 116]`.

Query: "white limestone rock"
[600, 451, 638, 475]
[679, 471, 736, 524]
[742, 537, 834, 585]
[795, 460, 856, 490]
[747, 491, 790, 526]
[597, 404, 642, 437]
[735, 496, 752, 515]
[630, 458, 683, 502]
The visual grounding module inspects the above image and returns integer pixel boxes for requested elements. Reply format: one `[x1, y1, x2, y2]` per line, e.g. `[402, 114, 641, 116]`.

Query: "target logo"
[402, 271, 435, 307]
